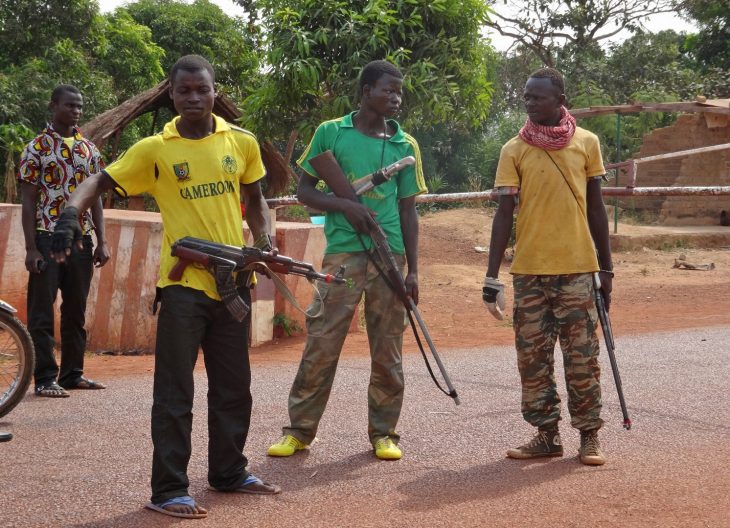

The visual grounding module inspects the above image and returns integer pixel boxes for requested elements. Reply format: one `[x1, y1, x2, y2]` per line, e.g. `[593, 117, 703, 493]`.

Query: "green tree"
[242, 0, 494, 139]
[0, 0, 101, 69]
[677, 0, 729, 97]
[94, 10, 166, 101]
[0, 39, 116, 130]
[679, 0, 729, 71]
[0, 123, 34, 202]
[601, 31, 697, 102]
[124, 0, 261, 99]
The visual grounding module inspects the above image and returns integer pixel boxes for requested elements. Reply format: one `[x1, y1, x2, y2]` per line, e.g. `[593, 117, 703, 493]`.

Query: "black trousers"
[150, 285, 253, 504]
[27, 232, 93, 388]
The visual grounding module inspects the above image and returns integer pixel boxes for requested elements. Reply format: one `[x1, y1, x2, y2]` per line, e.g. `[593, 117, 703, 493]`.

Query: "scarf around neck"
[518, 105, 577, 150]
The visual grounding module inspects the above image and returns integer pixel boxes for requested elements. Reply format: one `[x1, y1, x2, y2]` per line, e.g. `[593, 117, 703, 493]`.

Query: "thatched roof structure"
[83, 79, 241, 148]
[82, 80, 292, 197]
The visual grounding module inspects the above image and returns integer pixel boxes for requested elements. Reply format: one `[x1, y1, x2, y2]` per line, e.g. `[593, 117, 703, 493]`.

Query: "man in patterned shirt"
[18, 84, 110, 398]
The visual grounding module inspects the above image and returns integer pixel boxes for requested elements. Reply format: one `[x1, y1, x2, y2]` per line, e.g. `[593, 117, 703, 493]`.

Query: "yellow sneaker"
[267, 435, 308, 457]
[373, 437, 402, 460]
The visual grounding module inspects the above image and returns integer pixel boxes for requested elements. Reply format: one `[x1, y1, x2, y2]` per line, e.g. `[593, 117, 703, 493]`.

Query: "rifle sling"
[358, 233, 452, 398]
[240, 262, 326, 319]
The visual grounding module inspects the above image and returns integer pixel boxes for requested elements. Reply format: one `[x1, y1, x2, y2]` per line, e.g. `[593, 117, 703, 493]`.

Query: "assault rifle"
[593, 272, 632, 430]
[169, 236, 346, 322]
[309, 151, 461, 405]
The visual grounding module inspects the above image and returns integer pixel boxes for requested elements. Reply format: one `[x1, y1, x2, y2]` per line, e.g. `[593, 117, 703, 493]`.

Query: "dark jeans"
[28, 232, 93, 388]
[150, 285, 253, 504]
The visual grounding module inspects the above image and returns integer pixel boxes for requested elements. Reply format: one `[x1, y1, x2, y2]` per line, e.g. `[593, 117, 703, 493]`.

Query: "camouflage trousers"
[512, 273, 603, 432]
[283, 252, 408, 445]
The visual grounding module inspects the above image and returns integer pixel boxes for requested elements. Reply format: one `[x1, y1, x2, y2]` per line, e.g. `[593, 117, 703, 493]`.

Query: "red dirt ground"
[83, 207, 730, 377]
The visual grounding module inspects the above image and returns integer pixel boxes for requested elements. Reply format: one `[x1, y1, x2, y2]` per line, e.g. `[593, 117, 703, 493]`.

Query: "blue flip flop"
[209, 474, 281, 495]
[144, 495, 207, 519]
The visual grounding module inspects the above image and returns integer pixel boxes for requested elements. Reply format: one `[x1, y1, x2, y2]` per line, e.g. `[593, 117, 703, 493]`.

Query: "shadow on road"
[397, 456, 585, 512]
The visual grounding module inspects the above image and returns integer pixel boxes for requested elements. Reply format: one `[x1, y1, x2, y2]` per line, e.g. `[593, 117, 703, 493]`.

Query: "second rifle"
[309, 150, 461, 405]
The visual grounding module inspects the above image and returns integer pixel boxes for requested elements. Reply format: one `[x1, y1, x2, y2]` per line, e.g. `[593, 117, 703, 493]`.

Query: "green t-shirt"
[297, 112, 427, 254]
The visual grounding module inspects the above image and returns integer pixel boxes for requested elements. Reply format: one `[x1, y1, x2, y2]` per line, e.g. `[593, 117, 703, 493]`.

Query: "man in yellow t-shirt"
[50, 55, 279, 519]
[483, 68, 613, 466]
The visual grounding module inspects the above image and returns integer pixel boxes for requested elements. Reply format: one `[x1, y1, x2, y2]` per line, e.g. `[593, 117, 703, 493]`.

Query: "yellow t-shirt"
[105, 114, 266, 299]
[495, 127, 605, 275]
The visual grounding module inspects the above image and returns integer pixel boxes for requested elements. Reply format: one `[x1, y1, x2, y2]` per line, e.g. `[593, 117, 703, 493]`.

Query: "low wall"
[0, 204, 330, 353]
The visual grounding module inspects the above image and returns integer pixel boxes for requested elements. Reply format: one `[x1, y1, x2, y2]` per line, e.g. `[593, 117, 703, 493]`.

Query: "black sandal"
[35, 382, 70, 398]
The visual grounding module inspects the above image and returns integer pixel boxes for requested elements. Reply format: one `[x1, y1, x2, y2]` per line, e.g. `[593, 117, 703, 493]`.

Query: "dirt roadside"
[83, 207, 730, 378]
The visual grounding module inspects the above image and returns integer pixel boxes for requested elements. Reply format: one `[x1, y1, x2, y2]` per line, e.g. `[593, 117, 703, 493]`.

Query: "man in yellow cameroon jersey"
[50, 55, 280, 519]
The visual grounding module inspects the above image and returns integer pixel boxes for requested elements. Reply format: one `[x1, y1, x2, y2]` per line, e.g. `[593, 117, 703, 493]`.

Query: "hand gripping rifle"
[169, 236, 346, 322]
[309, 151, 461, 405]
[593, 272, 632, 430]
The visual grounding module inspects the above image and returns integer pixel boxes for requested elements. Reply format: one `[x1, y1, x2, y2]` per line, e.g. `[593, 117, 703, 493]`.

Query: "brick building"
[633, 112, 730, 225]
[573, 100, 730, 225]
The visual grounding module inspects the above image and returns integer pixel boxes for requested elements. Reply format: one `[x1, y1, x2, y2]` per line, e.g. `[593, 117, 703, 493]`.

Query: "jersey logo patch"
[173, 162, 191, 182]
[222, 155, 237, 175]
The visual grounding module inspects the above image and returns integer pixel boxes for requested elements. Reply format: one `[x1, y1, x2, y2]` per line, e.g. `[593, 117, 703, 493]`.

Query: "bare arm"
[67, 172, 117, 212]
[51, 172, 117, 262]
[241, 180, 271, 244]
[586, 177, 613, 307]
[297, 173, 376, 233]
[485, 195, 516, 278]
[399, 195, 419, 304]
[20, 182, 43, 273]
[90, 196, 110, 267]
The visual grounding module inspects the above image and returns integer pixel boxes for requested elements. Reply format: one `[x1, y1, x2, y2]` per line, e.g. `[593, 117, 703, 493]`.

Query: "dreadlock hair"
[529, 67, 565, 94]
[169, 55, 216, 85]
[359, 60, 403, 95]
[51, 84, 81, 103]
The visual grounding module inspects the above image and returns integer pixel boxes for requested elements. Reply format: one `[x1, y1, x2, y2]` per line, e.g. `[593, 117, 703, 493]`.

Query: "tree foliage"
[241, 0, 494, 139]
[124, 0, 261, 98]
[678, 0, 730, 71]
[93, 10, 166, 101]
[0, 0, 101, 69]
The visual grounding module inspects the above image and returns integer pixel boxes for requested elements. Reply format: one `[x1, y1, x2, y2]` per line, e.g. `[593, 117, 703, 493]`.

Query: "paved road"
[1, 328, 728, 528]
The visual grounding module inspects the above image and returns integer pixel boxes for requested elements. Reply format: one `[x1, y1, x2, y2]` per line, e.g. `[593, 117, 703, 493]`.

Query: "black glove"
[51, 206, 83, 255]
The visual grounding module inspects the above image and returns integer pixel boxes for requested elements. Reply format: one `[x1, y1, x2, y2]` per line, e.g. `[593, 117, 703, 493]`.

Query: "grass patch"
[272, 313, 302, 336]
[659, 238, 690, 251]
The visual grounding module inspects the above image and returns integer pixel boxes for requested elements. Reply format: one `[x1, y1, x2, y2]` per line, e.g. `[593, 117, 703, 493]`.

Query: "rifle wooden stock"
[168, 245, 211, 281]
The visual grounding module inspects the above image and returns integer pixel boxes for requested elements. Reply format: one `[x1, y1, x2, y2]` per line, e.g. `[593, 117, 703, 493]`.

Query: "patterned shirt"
[17, 124, 104, 233]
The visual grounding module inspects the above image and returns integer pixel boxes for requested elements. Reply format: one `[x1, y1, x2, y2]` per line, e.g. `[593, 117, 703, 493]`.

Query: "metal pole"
[408, 299, 461, 406]
[614, 113, 621, 234]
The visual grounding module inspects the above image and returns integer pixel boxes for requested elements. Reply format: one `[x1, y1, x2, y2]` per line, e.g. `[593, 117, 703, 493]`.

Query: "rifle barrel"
[408, 299, 461, 406]
[593, 277, 632, 430]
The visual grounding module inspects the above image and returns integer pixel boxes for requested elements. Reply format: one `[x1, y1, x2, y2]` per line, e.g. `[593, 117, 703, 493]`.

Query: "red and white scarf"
[519, 106, 576, 150]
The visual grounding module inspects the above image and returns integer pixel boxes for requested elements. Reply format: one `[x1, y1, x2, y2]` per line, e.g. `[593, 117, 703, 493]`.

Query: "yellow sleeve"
[104, 137, 159, 197]
[494, 141, 522, 188]
[585, 134, 606, 178]
[238, 133, 266, 185]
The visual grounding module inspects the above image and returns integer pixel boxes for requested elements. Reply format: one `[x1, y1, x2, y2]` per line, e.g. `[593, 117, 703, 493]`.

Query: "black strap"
[357, 233, 452, 398]
[543, 149, 581, 207]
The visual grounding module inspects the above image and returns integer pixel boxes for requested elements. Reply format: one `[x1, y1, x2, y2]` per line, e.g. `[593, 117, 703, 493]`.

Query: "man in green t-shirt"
[268, 60, 427, 461]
